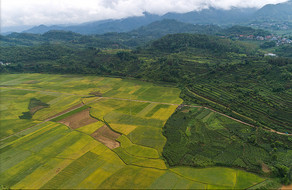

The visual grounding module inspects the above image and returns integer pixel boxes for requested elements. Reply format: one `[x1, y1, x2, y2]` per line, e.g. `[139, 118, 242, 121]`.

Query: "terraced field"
[188, 81, 292, 133]
[0, 74, 265, 189]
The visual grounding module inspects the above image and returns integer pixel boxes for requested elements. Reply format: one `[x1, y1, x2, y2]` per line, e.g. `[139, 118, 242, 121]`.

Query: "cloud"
[1, 0, 289, 27]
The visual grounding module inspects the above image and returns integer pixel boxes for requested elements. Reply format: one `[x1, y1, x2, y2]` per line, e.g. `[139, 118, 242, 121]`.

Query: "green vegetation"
[163, 107, 292, 185]
[275, 44, 292, 58]
[19, 98, 49, 119]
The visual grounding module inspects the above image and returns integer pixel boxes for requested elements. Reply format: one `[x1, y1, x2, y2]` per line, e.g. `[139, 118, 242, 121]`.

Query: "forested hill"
[130, 19, 223, 38]
[253, 0, 292, 22]
[149, 33, 252, 55]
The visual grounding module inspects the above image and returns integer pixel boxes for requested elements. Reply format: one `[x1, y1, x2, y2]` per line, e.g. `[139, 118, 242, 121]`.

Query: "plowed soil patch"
[91, 125, 121, 149]
[59, 108, 97, 129]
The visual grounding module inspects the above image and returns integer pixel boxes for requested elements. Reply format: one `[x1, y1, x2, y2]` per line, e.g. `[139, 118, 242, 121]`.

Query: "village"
[231, 34, 292, 46]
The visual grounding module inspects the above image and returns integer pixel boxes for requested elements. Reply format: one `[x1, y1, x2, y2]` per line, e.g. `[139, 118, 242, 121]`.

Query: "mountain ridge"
[21, 7, 257, 35]
[9, 1, 292, 35]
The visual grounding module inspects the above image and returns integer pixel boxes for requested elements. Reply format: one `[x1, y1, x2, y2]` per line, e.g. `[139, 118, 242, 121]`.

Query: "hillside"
[253, 0, 292, 22]
[1, 20, 272, 49]
[163, 7, 257, 25]
[130, 19, 222, 38]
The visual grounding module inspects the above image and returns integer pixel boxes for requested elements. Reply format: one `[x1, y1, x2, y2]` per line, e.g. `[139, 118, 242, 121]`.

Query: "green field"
[0, 74, 266, 189]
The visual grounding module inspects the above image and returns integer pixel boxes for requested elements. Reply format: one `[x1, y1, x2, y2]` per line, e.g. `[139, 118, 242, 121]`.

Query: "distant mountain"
[23, 13, 162, 35]
[162, 7, 257, 25]
[69, 13, 162, 34]
[1, 25, 34, 35]
[253, 0, 292, 22]
[23, 25, 65, 34]
[130, 19, 223, 38]
[22, 8, 258, 35]
[18, 1, 292, 36]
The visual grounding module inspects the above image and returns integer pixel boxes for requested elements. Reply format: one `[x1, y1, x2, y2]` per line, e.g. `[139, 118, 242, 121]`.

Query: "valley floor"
[0, 74, 269, 189]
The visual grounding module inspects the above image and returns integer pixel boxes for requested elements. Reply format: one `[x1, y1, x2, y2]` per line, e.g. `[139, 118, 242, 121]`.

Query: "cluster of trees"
[225, 25, 271, 37]
[150, 33, 254, 55]
[275, 44, 292, 58]
[163, 107, 292, 186]
[19, 98, 49, 119]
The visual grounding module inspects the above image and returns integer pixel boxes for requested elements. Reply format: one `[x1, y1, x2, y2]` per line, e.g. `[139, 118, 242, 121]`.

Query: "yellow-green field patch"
[117, 135, 160, 159]
[76, 121, 104, 135]
[151, 105, 178, 121]
[98, 165, 165, 189]
[234, 170, 266, 189]
[11, 158, 73, 189]
[109, 123, 137, 135]
[171, 167, 247, 188]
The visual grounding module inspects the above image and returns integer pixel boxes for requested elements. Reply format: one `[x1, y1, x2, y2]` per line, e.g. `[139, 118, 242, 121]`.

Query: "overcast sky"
[1, 0, 289, 27]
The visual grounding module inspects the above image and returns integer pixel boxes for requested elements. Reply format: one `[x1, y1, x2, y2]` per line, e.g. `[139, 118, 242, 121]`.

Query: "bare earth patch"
[89, 91, 103, 97]
[58, 108, 97, 129]
[181, 109, 190, 113]
[261, 163, 270, 173]
[282, 184, 292, 190]
[91, 125, 121, 149]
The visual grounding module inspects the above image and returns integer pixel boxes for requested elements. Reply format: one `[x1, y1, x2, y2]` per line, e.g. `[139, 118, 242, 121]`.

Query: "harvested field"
[91, 125, 121, 149]
[58, 108, 97, 129]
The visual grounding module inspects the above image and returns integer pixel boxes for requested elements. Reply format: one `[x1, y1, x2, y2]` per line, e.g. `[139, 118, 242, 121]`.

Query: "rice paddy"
[0, 74, 265, 189]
